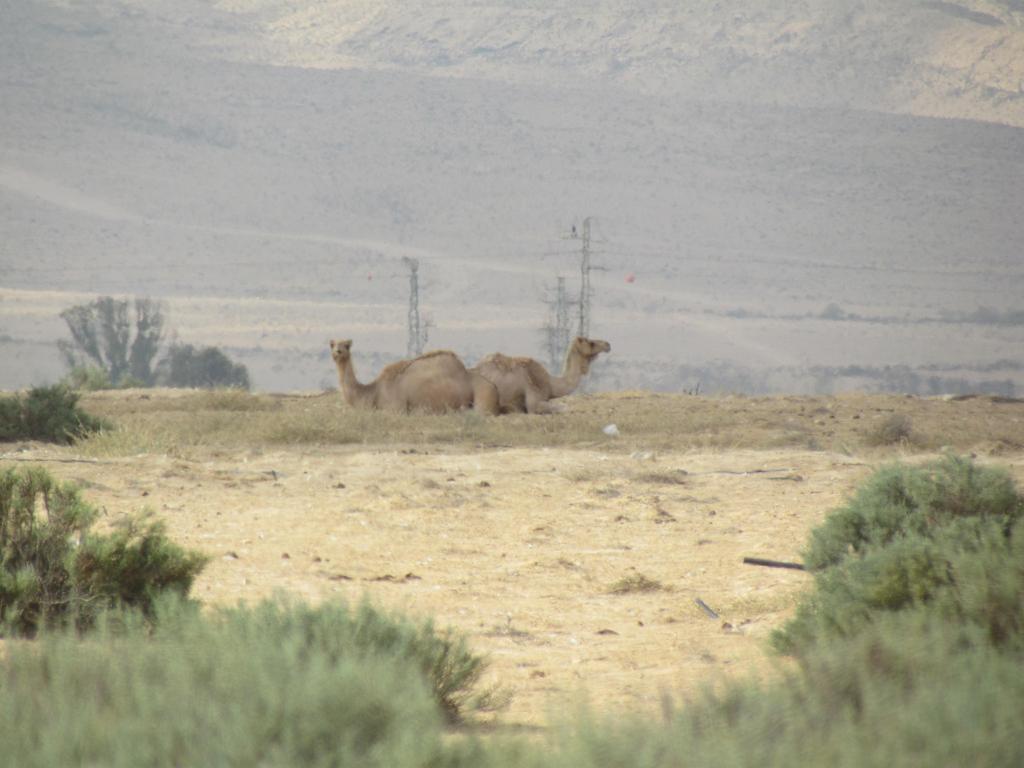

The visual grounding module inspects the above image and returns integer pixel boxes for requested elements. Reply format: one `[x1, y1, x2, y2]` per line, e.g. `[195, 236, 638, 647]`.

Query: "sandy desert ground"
[2, 389, 1022, 728]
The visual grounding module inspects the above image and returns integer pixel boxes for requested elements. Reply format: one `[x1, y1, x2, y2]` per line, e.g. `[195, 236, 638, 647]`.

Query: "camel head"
[329, 339, 353, 366]
[570, 336, 611, 372]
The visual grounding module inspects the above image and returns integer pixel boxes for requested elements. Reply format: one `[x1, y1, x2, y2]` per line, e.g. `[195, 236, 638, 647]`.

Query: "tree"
[58, 297, 166, 386]
[156, 344, 250, 390]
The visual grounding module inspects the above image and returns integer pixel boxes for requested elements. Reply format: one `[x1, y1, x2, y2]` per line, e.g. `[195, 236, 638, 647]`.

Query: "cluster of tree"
[59, 296, 249, 390]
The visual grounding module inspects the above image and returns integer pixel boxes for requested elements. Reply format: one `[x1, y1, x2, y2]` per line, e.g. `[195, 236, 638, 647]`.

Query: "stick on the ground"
[0, 455, 108, 465]
[742, 557, 806, 571]
[694, 598, 719, 619]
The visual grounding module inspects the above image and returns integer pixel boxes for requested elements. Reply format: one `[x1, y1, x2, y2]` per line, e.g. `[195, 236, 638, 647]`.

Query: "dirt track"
[3, 391, 1023, 726]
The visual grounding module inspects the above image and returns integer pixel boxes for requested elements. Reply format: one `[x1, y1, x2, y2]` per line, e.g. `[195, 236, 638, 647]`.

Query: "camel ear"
[329, 339, 336, 349]
[575, 336, 586, 345]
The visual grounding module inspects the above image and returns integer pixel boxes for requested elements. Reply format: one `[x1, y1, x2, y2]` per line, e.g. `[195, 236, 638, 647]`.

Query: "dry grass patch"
[864, 413, 916, 447]
[609, 573, 667, 594]
[67, 389, 1024, 458]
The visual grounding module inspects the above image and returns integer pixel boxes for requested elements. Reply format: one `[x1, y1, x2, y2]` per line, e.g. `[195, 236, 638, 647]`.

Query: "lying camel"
[329, 339, 498, 414]
[472, 336, 611, 414]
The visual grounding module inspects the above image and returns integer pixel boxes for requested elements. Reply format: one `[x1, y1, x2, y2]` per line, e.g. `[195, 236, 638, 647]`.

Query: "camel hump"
[478, 353, 533, 372]
[521, 359, 550, 389]
[377, 350, 465, 382]
[417, 349, 461, 363]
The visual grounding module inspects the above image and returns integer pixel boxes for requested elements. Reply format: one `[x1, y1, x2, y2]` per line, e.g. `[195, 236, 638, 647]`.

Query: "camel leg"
[471, 372, 500, 416]
[525, 388, 558, 415]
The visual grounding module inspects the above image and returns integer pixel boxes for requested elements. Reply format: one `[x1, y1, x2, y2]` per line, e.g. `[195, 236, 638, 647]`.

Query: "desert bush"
[0, 466, 206, 635]
[772, 455, 1024, 656]
[502, 614, 1024, 768]
[0, 599, 447, 768]
[212, 598, 489, 722]
[609, 573, 665, 594]
[156, 343, 251, 390]
[803, 455, 1023, 569]
[60, 365, 113, 391]
[864, 412, 914, 445]
[0, 385, 108, 444]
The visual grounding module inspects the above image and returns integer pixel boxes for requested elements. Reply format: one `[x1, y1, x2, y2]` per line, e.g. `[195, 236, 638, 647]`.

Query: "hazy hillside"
[1, 0, 1022, 393]
[217, 0, 1024, 126]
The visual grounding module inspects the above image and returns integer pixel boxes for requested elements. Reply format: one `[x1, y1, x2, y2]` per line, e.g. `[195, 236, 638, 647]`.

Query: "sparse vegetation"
[0, 385, 108, 444]
[0, 466, 207, 635]
[864, 412, 915, 445]
[65, 389, 1024, 457]
[609, 573, 665, 594]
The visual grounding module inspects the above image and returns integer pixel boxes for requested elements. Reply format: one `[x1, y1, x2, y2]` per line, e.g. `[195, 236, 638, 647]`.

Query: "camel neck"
[337, 359, 374, 407]
[549, 350, 587, 398]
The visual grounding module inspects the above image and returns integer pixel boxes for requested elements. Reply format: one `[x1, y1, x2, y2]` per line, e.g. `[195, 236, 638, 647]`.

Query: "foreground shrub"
[0, 385, 108, 444]
[0, 600, 446, 768]
[212, 598, 489, 722]
[803, 454, 1023, 570]
[0, 466, 206, 635]
[518, 614, 1024, 768]
[773, 454, 1024, 655]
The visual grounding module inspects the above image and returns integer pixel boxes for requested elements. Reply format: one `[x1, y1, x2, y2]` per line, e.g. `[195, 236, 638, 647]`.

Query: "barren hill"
[1, 1, 1022, 393]
[220, 0, 1024, 127]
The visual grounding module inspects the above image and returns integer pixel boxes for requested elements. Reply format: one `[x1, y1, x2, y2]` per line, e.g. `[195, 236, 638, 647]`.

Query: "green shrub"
[773, 455, 1024, 656]
[157, 343, 251, 390]
[212, 598, 488, 722]
[60, 365, 113, 391]
[864, 412, 915, 446]
[0, 466, 206, 635]
[0, 600, 447, 768]
[515, 614, 1024, 768]
[0, 385, 109, 444]
[803, 454, 1023, 570]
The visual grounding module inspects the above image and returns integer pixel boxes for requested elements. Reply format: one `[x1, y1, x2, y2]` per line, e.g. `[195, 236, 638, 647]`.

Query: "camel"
[329, 339, 498, 414]
[472, 336, 611, 414]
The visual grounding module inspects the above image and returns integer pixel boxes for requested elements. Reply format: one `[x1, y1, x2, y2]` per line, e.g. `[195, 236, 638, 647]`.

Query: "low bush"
[0, 466, 207, 635]
[0, 600, 447, 768]
[773, 454, 1024, 656]
[60, 365, 113, 391]
[864, 412, 914, 446]
[510, 614, 1024, 768]
[211, 598, 489, 722]
[0, 385, 108, 443]
[803, 454, 1023, 569]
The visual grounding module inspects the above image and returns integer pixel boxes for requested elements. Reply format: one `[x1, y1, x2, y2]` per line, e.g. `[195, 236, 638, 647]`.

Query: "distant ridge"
[217, 0, 1024, 128]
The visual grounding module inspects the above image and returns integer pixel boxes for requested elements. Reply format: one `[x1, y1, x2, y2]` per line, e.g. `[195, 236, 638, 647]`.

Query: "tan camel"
[472, 336, 611, 414]
[329, 339, 498, 414]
